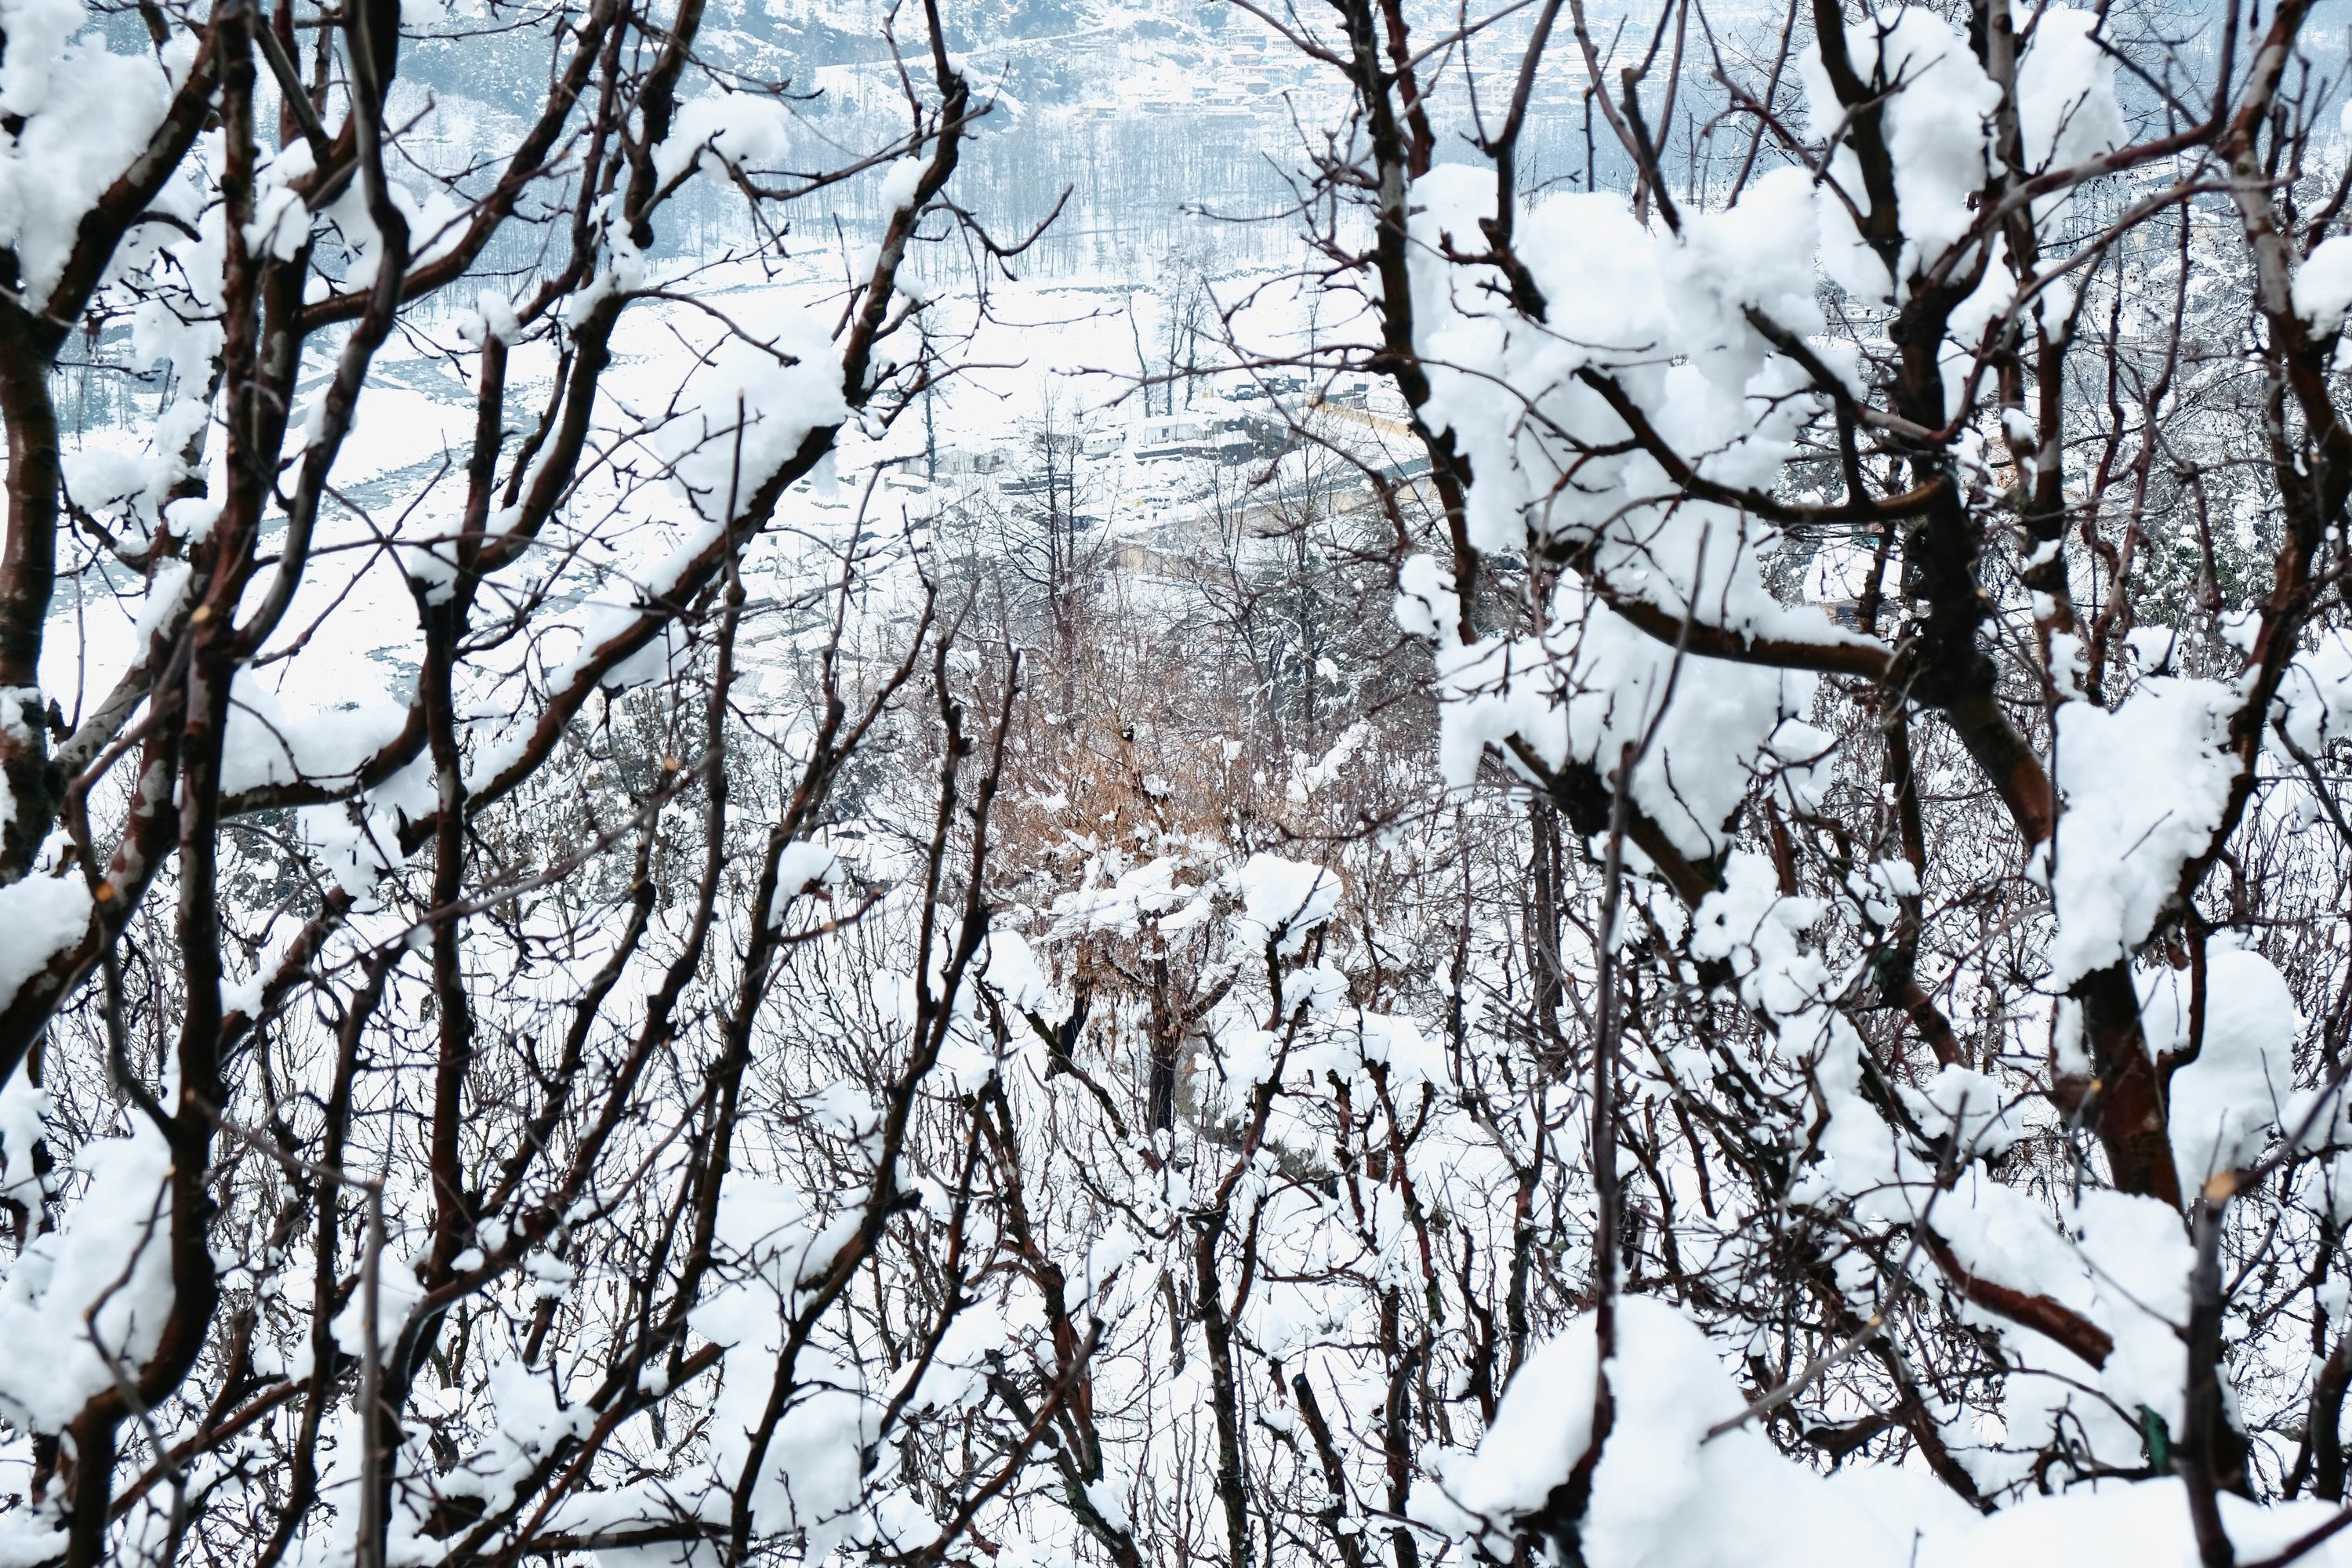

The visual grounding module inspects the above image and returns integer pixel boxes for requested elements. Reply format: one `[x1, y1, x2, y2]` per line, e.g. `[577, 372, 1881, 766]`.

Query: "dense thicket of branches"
[4, 0, 2352, 1565]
